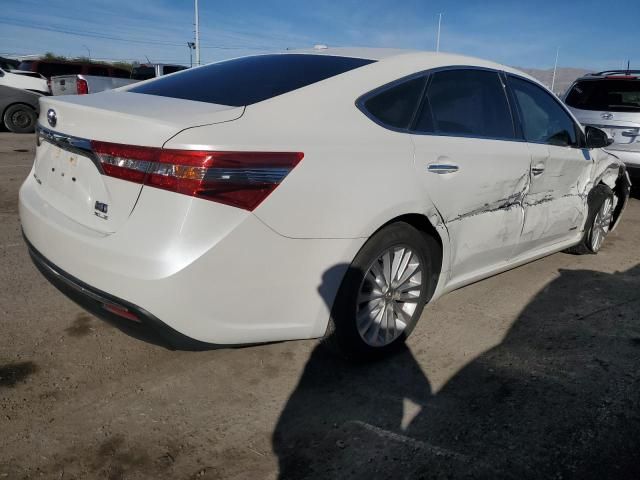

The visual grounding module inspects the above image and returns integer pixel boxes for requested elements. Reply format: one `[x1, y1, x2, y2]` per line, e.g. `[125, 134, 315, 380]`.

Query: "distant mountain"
[515, 67, 591, 96]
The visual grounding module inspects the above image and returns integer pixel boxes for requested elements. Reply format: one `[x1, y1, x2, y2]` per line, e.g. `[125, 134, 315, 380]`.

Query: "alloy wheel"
[356, 245, 423, 347]
[591, 196, 613, 252]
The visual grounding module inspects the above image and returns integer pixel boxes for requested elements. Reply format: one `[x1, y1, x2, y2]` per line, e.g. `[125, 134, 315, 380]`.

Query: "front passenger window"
[509, 76, 578, 147]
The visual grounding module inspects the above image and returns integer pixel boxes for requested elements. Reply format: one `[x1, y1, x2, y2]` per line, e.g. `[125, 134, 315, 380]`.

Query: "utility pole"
[436, 13, 443, 53]
[551, 47, 559, 94]
[194, 0, 200, 66]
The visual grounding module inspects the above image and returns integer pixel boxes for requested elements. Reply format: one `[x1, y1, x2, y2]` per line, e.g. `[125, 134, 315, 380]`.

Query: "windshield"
[129, 54, 376, 106]
[566, 79, 640, 112]
[131, 66, 156, 80]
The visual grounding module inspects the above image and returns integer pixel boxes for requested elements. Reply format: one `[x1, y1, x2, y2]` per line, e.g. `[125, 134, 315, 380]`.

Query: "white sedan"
[19, 48, 630, 358]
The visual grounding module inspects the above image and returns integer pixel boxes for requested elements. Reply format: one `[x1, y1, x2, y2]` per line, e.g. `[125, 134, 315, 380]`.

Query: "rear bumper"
[606, 148, 640, 169]
[20, 172, 362, 345]
[26, 237, 213, 350]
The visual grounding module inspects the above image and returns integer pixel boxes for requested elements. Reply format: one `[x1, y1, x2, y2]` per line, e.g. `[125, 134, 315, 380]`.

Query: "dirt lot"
[1, 131, 639, 479]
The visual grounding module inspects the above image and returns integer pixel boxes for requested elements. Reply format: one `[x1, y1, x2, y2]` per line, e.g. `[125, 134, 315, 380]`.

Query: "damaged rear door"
[411, 68, 532, 281]
[507, 75, 591, 255]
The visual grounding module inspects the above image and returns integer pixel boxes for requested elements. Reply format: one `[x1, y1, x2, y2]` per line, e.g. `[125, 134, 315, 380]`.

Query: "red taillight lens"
[76, 78, 89, 94]
[90, 141, 303, 211]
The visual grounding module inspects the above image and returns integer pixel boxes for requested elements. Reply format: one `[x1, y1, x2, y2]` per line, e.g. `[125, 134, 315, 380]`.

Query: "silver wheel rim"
[591, 196, 613, 252]
[356, 245, 424, 347]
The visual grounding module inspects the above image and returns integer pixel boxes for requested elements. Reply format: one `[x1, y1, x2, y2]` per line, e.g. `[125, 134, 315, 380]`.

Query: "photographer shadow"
[273, 263, 640, 479]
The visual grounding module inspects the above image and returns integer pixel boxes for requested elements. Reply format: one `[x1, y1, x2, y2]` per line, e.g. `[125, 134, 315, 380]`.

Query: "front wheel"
[324, 222, 440, 360]
[3, 104, 37, 134]
[566, 184, 614, 255]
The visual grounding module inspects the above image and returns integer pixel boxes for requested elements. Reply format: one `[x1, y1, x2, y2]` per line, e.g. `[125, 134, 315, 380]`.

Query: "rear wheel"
[3, 104, 37, 134]
[566, 184, 614, 255]
[324, 222, 440, 360]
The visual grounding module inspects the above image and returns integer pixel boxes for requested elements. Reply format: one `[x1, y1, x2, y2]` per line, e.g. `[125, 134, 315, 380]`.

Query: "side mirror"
[584, 125, 613, 149]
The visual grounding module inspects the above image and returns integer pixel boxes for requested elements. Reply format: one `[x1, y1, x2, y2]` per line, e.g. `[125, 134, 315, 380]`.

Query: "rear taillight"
[76, 78, 89, 94]
[91, 141, 303, 211]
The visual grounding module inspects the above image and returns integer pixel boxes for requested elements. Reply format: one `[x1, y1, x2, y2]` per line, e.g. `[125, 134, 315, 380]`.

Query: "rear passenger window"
[415, 69, 515, 139]
[509, 76, 578, 147]
[362, 76, 426, 129]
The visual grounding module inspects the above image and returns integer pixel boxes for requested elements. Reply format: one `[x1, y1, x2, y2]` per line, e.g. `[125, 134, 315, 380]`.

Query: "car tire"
[3, 104, 37, 134]
[565, 184, 615, 255]
[324, 222, 440, 360]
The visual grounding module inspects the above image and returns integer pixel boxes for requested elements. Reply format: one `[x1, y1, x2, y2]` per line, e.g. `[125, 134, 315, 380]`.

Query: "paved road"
[1, 132, 639, 479]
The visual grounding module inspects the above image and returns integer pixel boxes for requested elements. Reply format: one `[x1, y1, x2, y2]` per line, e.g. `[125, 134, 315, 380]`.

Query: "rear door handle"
[531, 164, 545, 176]
[427, 163, 459, 174]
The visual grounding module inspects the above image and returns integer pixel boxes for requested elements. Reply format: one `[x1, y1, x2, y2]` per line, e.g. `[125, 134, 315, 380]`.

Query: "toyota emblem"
[47, 109, 57, 127]
[601, 112, 614, 120]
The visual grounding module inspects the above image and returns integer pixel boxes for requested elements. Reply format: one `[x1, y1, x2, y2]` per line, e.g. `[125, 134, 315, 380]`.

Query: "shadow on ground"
[273, 264, 640, 479]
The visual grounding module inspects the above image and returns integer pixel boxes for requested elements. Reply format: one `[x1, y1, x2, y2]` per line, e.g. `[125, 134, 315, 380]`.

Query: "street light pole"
[194, 0, 200, 66]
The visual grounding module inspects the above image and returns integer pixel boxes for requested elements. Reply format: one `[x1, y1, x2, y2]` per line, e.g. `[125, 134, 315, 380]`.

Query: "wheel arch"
[593, 163, 630, 231]
[366, 210, 451, 300]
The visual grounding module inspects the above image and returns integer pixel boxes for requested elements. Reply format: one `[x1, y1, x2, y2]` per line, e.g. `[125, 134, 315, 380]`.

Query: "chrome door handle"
[427, 163, 459, 174]
[531, 165, 545, 176]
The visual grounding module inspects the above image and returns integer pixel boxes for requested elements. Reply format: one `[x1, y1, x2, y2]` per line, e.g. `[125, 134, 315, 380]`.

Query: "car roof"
[284, 47, 541, 84]
[574, 70, 640, 81]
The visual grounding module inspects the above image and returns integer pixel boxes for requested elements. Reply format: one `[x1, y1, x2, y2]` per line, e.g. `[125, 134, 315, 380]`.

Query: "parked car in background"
[51, 63, 188, 96]
[0, 56, 20, 71]
[565, 70, 640, 179]
[20, 50, 630, 359]
[0, 84, 40, 133]
[130, 63, 187, 80]
[0, 67, 48, 95]
[50, 74, 136, 96]
[18, 59, 131, 80]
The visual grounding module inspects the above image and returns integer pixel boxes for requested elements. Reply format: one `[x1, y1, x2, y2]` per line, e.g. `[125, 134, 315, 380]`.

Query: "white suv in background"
[565, 70, 640, 180]
[20, 49, 630, 359]
[0, 67, 48, 95]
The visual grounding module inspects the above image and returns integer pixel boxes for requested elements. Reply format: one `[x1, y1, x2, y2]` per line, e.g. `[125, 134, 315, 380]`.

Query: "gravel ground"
[1, 132, 639, 480]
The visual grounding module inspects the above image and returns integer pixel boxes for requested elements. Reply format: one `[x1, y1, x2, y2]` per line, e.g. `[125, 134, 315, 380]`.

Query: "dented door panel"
[412, 135, 531, 282]
[515, 144, 591, 255]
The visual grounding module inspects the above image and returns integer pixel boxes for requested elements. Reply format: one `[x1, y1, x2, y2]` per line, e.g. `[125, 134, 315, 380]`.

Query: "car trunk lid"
[33, 92, 244, 234]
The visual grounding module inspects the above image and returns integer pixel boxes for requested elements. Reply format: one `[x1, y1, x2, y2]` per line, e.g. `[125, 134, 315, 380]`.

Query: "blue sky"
[1, 0, 638, 70]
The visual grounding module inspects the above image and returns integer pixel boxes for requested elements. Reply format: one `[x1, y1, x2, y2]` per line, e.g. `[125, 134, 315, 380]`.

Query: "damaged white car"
[20, 49, 630, 359]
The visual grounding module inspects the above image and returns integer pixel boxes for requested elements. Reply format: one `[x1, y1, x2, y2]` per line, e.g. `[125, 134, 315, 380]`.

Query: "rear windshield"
[566, 79, 640, 112]
[129, 54, 376, 106]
